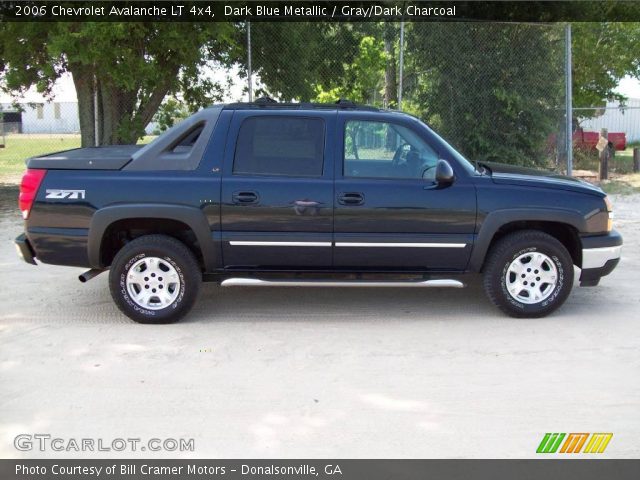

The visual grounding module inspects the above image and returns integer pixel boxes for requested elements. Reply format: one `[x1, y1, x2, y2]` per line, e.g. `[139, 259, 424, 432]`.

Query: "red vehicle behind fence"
[573, 128, 626, 151]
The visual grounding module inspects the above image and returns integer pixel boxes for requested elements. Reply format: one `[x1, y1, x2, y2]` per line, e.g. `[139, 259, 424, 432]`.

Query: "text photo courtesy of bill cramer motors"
[0, 1, 640, 479]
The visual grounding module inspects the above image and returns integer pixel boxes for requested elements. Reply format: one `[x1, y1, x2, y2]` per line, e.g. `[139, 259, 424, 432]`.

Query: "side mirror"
[435, 159, 455, 186]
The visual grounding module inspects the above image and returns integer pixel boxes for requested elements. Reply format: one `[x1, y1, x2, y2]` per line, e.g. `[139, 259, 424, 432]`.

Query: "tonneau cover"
[27, 145, 143, 170]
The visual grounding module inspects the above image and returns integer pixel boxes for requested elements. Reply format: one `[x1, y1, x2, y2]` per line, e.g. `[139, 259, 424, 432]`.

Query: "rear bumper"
[580, 230, 622, 286]
[15, 233, 37, 265]
[16, 228, 90, 268]
[26, 227, 90, 268]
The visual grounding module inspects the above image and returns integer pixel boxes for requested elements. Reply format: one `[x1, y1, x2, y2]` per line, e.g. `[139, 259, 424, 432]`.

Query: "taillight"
[19, 169, 47, 220]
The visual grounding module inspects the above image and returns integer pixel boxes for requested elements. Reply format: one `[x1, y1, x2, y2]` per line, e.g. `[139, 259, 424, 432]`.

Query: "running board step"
[220, 278, 464, 288]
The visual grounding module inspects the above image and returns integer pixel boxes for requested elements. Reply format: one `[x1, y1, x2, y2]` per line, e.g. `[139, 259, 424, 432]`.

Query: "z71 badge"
[45, 189, 86, 200]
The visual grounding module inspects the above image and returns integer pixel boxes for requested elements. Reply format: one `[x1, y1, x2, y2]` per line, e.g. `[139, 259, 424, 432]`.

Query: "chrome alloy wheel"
[125, 257, 180, 310]
[505, 252, 558, 304]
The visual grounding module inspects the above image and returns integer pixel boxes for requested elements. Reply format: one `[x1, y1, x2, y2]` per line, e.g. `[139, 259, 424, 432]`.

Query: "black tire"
[483, 230, 574, 318]
[109, 235, 201, 324]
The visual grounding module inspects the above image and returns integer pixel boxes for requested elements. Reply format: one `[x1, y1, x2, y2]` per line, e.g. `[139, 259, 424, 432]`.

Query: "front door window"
[344, 120, 439, 180]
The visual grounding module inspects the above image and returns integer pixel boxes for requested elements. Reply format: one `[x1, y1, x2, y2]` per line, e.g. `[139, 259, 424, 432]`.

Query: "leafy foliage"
[249, 22, 363, 101]
[2, 18, 639, 165]
[0, 22, 241, 145]
[249, 21, 640, 168]
[406, 23, 565, 167]
[313, 35, 387, 104]
[572, 22, 640, 108]
[152, 97, 191, 134]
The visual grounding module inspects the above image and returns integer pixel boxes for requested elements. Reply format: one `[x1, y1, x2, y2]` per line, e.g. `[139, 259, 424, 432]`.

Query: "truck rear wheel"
[483, 230, 574, 318]
[109, 235, 201, 323]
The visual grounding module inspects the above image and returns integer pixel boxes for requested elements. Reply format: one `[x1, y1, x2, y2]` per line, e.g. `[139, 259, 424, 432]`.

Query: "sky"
[3, 72, 640, 105]
[0, 67, 247, 104]
[615, 76, 640, 99]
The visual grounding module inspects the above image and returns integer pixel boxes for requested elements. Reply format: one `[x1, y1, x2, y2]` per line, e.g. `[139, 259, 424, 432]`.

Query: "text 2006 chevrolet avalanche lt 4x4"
[15, 100, 622, 323]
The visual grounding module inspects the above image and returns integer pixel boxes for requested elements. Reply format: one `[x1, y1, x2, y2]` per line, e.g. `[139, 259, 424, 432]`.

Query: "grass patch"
[600, 173, 640, 195]
[0, 135, 81, 183]
[0, 134, 156, 183]
[574, 144, 639, 176]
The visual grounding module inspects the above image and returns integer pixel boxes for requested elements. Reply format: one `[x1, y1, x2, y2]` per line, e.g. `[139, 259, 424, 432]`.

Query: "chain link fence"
[5, 21, 636, 182]
[572, 103, 640, 177]
[247, 22, 570, 171]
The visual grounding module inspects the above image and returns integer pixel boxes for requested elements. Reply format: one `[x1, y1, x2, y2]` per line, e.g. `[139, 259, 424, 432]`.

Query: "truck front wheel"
[108, 235, 201, 323]
[483, 230, 574, 318]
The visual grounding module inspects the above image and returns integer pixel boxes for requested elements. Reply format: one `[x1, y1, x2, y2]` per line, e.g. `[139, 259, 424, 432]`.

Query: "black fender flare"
[468, 208, 585, 272]
[88, 204, 216, 271]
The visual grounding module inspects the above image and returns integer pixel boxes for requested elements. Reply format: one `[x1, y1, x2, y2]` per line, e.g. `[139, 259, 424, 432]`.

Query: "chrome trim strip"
[229, 241, 332, 247]
[221, 278, 465, 288]
[582, 245, 622, 269]
[335, 242, 467, 248]
[229, 241, 466, 248]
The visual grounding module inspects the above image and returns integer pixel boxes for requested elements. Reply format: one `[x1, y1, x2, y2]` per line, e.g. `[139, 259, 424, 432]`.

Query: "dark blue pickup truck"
[15, 100, 622, 323]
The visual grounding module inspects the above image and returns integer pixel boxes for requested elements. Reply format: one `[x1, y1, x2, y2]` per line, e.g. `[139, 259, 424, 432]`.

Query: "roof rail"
[222, 99, 380, 112]
[335, 99, 357, 108]
[254, 96, 278, 105]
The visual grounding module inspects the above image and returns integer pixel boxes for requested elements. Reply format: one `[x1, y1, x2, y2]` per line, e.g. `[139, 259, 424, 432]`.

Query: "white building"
[1, 74, 80, 134]
[580, 98, 640, 143]
[0, 101, 80, 134]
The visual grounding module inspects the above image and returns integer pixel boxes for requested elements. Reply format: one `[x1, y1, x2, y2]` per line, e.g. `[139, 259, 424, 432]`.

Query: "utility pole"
[94, 79, 99, 147]
[565, 23, 573, 175]
[247, 21, 253, 102]
[398, 21, 405, 111]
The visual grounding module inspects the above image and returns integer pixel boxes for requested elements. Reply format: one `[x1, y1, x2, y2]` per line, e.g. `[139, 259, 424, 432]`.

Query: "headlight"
[604, 196, 614, 231]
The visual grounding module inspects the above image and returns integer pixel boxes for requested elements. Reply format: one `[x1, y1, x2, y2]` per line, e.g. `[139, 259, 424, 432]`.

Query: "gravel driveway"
[1, 186, 639, 458]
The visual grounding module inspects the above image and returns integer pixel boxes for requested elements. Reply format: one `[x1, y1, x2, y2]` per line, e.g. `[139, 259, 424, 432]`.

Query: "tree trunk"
[98, 81, 171, 145]
[99, 83, 132, 145]
[70, 66, 95, 148]
[99, 84, 115, 145]
[136, 82, 173, 132]
[95, 78, 103, 146]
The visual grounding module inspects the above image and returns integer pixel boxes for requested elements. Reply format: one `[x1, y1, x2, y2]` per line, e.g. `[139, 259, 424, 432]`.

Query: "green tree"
[312, 35, 387, 104]
[0, 22, 240, 145]
[572, 22, 640, 108]
[406, 23, 565, 167]
[152, 97, 191, 134]
[249, 22, 363, 101]
[248, 22, 399, 105]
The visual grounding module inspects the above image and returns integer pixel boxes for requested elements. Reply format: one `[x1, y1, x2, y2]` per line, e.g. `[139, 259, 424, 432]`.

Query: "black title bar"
[1, 1, 640, 22]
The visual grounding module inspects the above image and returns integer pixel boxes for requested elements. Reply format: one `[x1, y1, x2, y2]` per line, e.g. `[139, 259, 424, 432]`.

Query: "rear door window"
[233, 116, 325, 177]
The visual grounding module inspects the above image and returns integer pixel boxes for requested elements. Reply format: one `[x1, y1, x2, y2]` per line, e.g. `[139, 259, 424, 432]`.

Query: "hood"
[482, 161, 604, 197]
